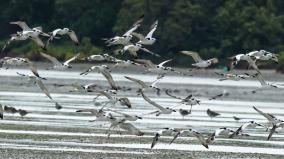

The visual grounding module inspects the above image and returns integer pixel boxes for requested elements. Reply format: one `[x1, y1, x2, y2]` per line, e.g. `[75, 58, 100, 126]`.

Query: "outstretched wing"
[10, 21, 31, 31]
[124, 76, 147, 88]
[101, 70, 118, 90]
[179, 51, 203, 62]
[141, 90, 166, 111]
[64, 53, 80, 65]
[40, 52, 62, 66]
[146, 20, 158, 38]
[68, 30, 79, 45]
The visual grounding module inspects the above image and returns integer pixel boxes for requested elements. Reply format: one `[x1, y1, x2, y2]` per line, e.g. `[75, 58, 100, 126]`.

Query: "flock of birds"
[0, 15, 283, 149]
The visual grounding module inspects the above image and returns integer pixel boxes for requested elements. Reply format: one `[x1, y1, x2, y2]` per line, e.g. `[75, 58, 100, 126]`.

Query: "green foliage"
[1, 0, 284, 69]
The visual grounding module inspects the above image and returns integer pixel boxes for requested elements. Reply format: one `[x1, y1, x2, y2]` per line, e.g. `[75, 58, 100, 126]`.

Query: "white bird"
[140, 90, 176, 116]
[0, 57, 45, 80]
[16, 72, 62, 109]
[40, 52, 80, 70]
[131, 20, 158, 45]
[118, 122, 144, 136]
[47, 28, 79, 46]
[180, 51, 218, 68]
[2, 32, 46, 52]
[76, 108, 107, 121]
[253, 106, 284, 140]
[113, 59, 140, 68]
[206, 127, 236, 144]
[82, 54, 117, 62]
[10, 21, 51, 37]
[119, 43, 160, 57]
[247, 50, 278, 63]
[229, 121, 268, 138]
[145, 59, 180, 77]
[104, 15, 144, 46]
[169, 129, 209, 149]
[229, 54, 260, 73]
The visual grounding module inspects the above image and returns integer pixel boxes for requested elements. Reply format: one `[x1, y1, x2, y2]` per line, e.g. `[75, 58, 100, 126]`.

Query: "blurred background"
[1, 0, 284, 71]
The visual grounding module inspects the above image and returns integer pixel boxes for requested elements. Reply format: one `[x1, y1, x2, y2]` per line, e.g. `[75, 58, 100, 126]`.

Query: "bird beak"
[172, 109, 176, 112]
[137, 116, 143, 119]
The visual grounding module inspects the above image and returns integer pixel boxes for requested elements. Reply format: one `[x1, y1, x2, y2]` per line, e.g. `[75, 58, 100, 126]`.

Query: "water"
[0, 67, 284, 158]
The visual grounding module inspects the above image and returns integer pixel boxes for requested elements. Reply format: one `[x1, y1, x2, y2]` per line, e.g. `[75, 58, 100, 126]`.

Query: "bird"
[131, 20, 158, 45]
[209, 90, 230, 100]
[253, 106, 284, 140]
[165, 89, 200, 113]
[247, 50, 278, 63]
[206, 109, 221, 118]
[81, 54, 116, 62]
[215, 72, 254, 81]
[206, 127, 236, 144]
[140, 90, 176, 116]
[151, 128, 177, 149]
[0, 104, 3, 119]
[178, 109, 191, 118]
[144, 59, 181, 77]
[18, 109, 29, 117]
[229, 54, 261, 73]
[0, 57, 45, 80]
[118, 122, 144, 136]
[76, 108, 107, 121]
[16, 72, 62, 109]
[80, 65, 118, 90]
[106, 109, 143, 121]
[233, 116, 242, 121]
[179, 51, 218, 68]
[169, 129, 209, 149]
[113, 59, 141, 68]
[10, 21, 51, 37]
[104, 15, 144, 46]
[229, 121, 268, 138]
[124, 76, 161, 94]
[4, 105, 18, 114]
[68, 83, 98, 92]
[47, 28, 79, 46]
[2, 32, 46, 52]
[119, 43, 160, 57]
[251, 73, 278, 93]
[94, 91, 132, 108]
[40, 52, 80, 70]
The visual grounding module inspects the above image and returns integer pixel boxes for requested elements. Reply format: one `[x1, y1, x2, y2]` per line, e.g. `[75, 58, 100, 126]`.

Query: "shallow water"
[0, 67, 284, 158]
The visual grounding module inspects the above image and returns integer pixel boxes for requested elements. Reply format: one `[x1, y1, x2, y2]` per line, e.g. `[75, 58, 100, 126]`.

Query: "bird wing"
[145, 20, 158, 38]
[30, 36, 45, 49]
[68, 30, 79, 45]
[179, 51, 203, 62]
[151, 133, 160, 149]
[158, 59, 172, 67]
[192, 131, 209, 149]
[40, 52, 62, 66]
[10, 21, 31, 31]
[95, 90, 113, 100]
[1, 39, 12, 53]
[253, 106, 278, 125]
[35, 79, 53, 100]
[119, 122, 143, 136]
[131, 32, 145, 40]
[124, 76, 147, 88]
[255, 73, 267, 86]
[76, 109, 101, 116]
[101, 70, 118, 90]
[133, 59, 155, 67]
[208, 58, 219, 64]
[123, 15, 144, 36]
[165, 89, 183, 100]
[64, 53, 80, 65]
[141, 91, 166, 111]
[169, 132, 181, 144]
[119, 98, 132, 108]
[140, 47, 160, 57]
[28, 61, 45, 80]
